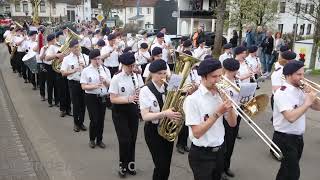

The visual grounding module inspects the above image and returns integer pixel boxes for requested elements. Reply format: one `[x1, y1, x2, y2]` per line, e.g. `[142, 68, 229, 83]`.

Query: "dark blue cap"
[283, 60, 304, 75]
[152, 47, 162, 56]
[89, 49, 100, 59]
[47, 34, 56, 42]
[181, 36, 189, 42]
[234, 46, 247, 55]
[119, 52, 135, 65]
[55, 31, 63, 38]
[140, 42, 148, 49]
[69, 39, 79, 48]
[198, 38, 205, 44]
[223, 43, 233, 49]
[282, 51, 296, 60]
[149, 59, 167, 73]
[157, 32, 164, 38]
[183, 40, 192, 47]
[280, 45, 289, 52]
[248, 45, 258, 53]
[97, 39, 105, 47]
[197, 59, 222, 76]
[108, 34, 116, 41]
[204, 55, 213, 60]
[123, 47, 132, 53]
[28, 30, 37, 36]
[223, 58, 240, 71]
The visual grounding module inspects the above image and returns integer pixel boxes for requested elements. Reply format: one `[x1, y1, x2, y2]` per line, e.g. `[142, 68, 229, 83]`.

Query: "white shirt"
[194, 46, 208, 60]
[271, 65, 285, 93]
[39, 46, 47, 63]
[237, 62, 251, 83]
[60, 53, 89, 81]
[219, 52, 233, 64]
[92, 36, 99, 47]
[185, 69, 201, 85]
[44, 44, 59, 65]
[80, 36, 92, 49]
[135, 50, 150, 65]
[273, 82, 306, 135]
[139, 81, 165, 124]
[143, 62, 171, 78]
[176, 45, 183, 52]
[127, 38, 138, 52]
[80, 64, 111, 95]
[14, 35, 26, 52]
[183, 84, 225, 147]
[138, 38, 149, 49]
[25, 40, 40, 63]
[101, 45, 120, 67]
[109, 71, 144, 98]
[245, 55, 260, 72]
[151, 42, 169, 62]
[3, 30, 10, 38]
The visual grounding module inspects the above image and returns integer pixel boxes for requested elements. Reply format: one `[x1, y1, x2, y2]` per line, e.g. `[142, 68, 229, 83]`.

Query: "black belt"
[191, 143, 223, 153]
[86, 93, 107, 98]
[68, 80, 80, 84]
[275, 131, 303, 139]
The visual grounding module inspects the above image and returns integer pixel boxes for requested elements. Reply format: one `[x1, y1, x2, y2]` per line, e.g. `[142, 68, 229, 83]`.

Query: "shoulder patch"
[275, 67, 281, 71]
[280, 86, 286, 91]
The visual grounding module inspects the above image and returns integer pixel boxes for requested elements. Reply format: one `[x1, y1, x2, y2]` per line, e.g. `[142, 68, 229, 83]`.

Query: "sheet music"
[167, 74, 183, 91]
[238, 83, 257, 104]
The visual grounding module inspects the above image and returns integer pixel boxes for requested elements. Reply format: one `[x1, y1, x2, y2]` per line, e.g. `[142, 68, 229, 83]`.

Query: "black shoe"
[236, 135, 242, 139]
[19, 73, 22, 77]
[184, 146, 190, 152]
[48, 103, 53, 107]
[127, 162, 136, 175]
[79, 125, 87, 131]
[96, 141, 106, 149]
[89, 141, 95, 148]
[177, 146, 185, 154]
[32, 86, 37, 90]
[66, 112, 73, 116]
[60, 111, 66, 117]
[13, 70, 17, 73]
[73, 125, 80, 132]
[24, 79, 28, 83]
[221, 173, 229, 180]
[118, 164, 127, 178]
[225, 169, 235, 177]
[54, 103, 59, 107]
[41, 96, 46, 101]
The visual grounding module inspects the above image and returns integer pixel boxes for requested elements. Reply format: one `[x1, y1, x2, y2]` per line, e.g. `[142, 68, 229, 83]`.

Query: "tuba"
[52, 28, 81, 73]
[158, 51, 200, 142]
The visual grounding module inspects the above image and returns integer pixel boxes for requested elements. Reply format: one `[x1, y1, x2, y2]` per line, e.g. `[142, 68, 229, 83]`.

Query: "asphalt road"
[0, 44, 320, 180]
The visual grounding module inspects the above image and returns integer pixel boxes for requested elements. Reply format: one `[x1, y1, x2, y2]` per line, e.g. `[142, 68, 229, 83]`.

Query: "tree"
[252, 0, 278, 26]
[99, 0, 114, 18]
[30, 0, 41, 25]
[287, 0, 320, 70]
[213, 0, 227, 56]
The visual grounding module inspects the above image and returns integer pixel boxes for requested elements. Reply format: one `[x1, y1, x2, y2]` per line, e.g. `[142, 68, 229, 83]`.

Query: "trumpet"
[216, 76, 283, 160]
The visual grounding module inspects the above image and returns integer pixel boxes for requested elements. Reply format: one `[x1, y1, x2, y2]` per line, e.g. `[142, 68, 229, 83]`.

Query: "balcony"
[179, 9, 216, 19]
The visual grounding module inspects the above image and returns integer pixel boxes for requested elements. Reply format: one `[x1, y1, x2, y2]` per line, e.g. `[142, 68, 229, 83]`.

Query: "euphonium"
[158, 51, 200, 142]
[52, 28, 82, 73]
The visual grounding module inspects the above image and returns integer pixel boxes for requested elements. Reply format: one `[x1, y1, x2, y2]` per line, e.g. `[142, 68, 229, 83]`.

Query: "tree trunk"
[212, 0, 227, 57]
[309, 21, 320, 69]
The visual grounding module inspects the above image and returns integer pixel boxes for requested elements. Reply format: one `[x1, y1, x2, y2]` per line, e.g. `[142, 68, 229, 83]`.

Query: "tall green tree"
[213, 0, 227, 56]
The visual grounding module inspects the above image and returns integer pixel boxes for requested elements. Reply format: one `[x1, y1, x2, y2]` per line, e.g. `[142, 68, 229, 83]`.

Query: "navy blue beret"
[47, 34, 56, 42]
[140, 42, 148, 49]
[204, 55, 213, 60]
[183, 39, 192, 47]
[197, 59, 222, 76]
[89, 49, 100, 59]
[97, 39, 105, 47]
[248, 45, 258, 53]
[234, 46, 247, 55]
[28, 30, 37, 36]
[123, 47, 132, 53]
[149, 59, 167, 73]
[281, 51, 296, 60]
[181, 36, 189, 42]
[157, 32, 164, 38]
[198, 38, 205, 44]
[223, 58, 240, 71]
[55, 31, 63, 38]
[280, 45, 289, 52]
[69, 39, 79, 48]
[283, 60, 304, 76]
[108, 34, 116, 41]
[119, 52, 135, 65]
[223, 43, 233, 49]
[152, 47, 162, 56]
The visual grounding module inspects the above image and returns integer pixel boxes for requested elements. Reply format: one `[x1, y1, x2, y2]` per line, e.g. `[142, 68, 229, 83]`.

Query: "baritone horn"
[216, 76, 283, 160]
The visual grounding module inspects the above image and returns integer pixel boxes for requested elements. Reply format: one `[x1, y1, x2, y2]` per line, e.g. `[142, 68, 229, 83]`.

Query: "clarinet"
[97, 66, 103, 95]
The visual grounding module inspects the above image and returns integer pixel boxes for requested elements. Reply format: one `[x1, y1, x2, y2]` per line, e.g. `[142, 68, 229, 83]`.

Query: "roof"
[55, 0, 80, 5]
[112, 0, 158, 7]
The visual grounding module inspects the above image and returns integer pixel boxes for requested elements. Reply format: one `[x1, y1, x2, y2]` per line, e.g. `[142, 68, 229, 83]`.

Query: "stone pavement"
[1, 43, 320, 180]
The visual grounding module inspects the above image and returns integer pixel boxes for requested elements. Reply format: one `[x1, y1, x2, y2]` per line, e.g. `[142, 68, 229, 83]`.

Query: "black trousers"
[10, 50, 16, 71]
[57, 74, 71, 113]
[107, 66, 119, 77]
[144, 122, 174, 180]
[27, 67, 36, 87]
[85, 94, 107, 142]
[68, 80, 86, 127]
[176, 124, 188, 148]
[15, 52, 25, 76]
[223, 115, 241, 171]
[38, 63, 47, 97]
[112, 104, 139, 168]
[273, 131, 304, 180]
[188, 144, 225, 180]
[6, 43, 12, 54]
[44, 64, 58, 105]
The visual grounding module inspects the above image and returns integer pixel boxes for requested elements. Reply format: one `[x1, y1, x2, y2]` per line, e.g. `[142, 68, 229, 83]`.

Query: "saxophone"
[52, 28, 82, 73]
[158, 51, 200, 142]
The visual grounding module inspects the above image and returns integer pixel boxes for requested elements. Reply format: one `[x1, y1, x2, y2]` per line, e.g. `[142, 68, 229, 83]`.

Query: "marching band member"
[139, 59, 181, 180]
[25, 30, 38, 90]
[115, 32, 126, 51]
[134, 42, 151, 75]
[44, 34, 62, 107]
[151, 32, 169, 63]
[109, 52, 144, 177]
[274, 45, 290, 70]
[182, 39, 194, 56]
[80, 49, 111, 149]
[234, 46, 252, 83]
[127, 33, 139, 53]
[96, 39, 106, 50]
[38, 42, 48, 101]
[194, 39, 210, 60]
[246, 45, 262, 88]
[183, 59, 237, 180]
[273, 60, 320, 180]
[92, 29, 101, 48]
[60, 39, 89, 132]
[221, 58, 241, 179]
[13, 28, 27, 81]
[138, 30, 149, 48]
[4, 26, 14, 54]
[101, 34, 121, 77]
[176, 36, 189, 52]
[80, 28, 92, 54]
[219, 43, 233, 64]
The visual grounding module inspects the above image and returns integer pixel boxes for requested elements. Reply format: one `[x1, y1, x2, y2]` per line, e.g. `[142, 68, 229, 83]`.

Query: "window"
[278, 24, 284, 34]
[130, 8, 133, 13]
[307, 24, 312, 35]
[295, 3, 300, 13]
[40, 0, 46, 13]
[147, 8, 151, 14]
[293, 24, 298, 34]
[15, 1, 21, 12]
[279, 2, 286, 13]
[5, 6, 10, 13]
[309, 4, 314, 14]
[299, 24, 305, 35]
[304, 4, 308, 13]
[138, 7, 142, 14]
[22, 1, 28, 13]
[85, 7, 88, 12]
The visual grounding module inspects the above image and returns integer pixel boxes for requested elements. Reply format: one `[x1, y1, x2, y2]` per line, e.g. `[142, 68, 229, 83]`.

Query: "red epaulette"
[280, 86, 286, 91]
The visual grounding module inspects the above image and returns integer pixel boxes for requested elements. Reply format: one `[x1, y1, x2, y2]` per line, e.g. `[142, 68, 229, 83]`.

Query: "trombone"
[216, 76, 283, 160]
